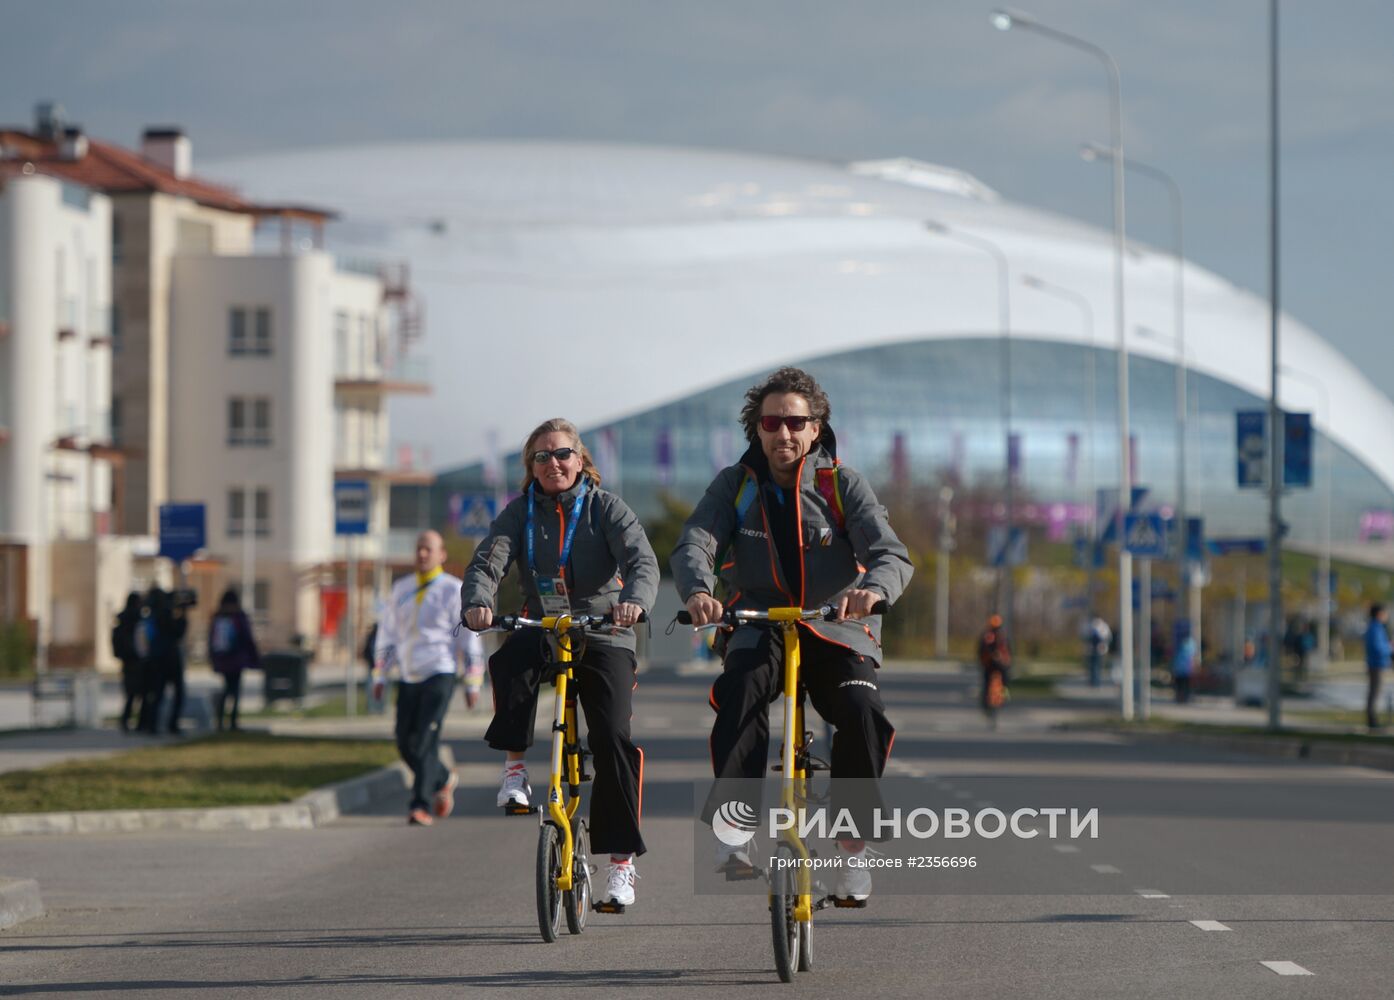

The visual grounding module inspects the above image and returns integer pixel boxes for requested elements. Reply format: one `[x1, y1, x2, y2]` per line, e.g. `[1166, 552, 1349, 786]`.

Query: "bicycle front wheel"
[769, 846, 801, 982]
[564, 819, 591, 934]
[536, 822, 564, 943]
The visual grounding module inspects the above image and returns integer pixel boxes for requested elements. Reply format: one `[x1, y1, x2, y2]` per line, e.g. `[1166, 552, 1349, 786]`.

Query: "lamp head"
[989, 9, 1014, 31]
[923, 220, 949, 235]
[1079, 142, 1111, 163]
[1022, 274, 1044, 289]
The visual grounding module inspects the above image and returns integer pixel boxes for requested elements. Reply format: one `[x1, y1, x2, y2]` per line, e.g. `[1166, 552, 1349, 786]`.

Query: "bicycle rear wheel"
[564, 819, 591, 934]
[769, 846, 801, 982]
[536, 822, 564, 942]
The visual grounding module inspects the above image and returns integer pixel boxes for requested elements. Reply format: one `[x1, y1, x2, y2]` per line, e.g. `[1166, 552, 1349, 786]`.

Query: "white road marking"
[1260, 961, 1313, 976]
[1091, 864, 1122, 874]
[1135, 890, 1170, 899]
[1052, 845, 1080, 854]
[1190, 920, 1231, 932]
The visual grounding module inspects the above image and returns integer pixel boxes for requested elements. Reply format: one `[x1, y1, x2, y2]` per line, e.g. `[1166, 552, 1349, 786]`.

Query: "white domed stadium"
[208, 141, 1394, 553]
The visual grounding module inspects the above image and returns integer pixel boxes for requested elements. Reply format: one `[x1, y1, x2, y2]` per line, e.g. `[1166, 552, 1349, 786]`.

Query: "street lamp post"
[1022, 274, 1097, 623]
[1279, 365, 1331, 675]
[992, 7, 1134, 718]
[1082, 144, 1194, 651]
[925, 220, 1014, 638]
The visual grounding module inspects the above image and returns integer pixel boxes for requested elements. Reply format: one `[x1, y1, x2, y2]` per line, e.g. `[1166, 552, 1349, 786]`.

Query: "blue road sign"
[158, 503, 206, 561]
[1237, 411, 1267, 487]
[334, 480, 372, 536]
[452, 493, 499, 539]
[1284, 411, 1312, 488]
[1123, 512, 1167, 559]
[1097, 486, 1150, 545]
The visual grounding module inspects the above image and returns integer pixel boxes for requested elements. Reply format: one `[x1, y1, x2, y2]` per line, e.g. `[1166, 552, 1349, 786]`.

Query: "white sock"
[610, 854, 634, 865]
[504, 760, 526, 774]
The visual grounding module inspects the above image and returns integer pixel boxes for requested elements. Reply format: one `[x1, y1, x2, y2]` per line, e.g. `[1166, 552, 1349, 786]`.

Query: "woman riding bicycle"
[462, 418, 659, 909]
[671, 367, 913, 902]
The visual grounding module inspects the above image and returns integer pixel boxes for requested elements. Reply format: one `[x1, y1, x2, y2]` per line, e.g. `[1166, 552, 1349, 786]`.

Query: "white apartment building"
[169, 252, 428, 648]
[0, 160, 127, 668]
[2, 103, 430, 666]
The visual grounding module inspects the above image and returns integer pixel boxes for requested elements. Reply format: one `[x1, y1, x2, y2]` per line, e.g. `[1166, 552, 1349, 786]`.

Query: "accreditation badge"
[536, 576, 572, 617]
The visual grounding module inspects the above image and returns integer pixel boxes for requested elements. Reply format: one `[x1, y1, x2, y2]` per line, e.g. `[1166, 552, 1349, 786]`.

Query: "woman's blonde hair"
[519, 418, 602, 492]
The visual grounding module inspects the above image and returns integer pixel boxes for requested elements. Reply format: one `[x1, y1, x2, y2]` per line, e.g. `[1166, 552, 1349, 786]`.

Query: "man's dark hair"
[739, 366, 832, 443]
[1372, 603, 1385, 619]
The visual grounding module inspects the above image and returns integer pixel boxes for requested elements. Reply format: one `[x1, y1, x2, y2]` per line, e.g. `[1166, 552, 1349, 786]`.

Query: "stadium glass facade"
[426, 337, 1394, 551]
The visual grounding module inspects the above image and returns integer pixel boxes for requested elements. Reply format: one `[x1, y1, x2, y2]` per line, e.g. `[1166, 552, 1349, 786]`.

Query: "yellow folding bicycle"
[680, 601, 886, 982]
[485, 612, 638, 942]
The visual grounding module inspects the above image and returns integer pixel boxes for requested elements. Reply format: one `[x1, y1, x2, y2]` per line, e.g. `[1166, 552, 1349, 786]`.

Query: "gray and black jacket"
[461, 475, 659, 652]
[670, 431, 913, 662]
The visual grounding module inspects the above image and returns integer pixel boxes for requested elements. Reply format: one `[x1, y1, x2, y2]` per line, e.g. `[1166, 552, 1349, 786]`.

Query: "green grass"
[0, 731, 397, 814]
[245, 689, 375, 720]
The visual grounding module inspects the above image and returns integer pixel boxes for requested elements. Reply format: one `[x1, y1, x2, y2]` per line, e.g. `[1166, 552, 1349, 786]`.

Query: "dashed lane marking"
[1091, 864, 1122, 874]
[1190, 921, 1231, 932]
[1260, 961, 1313, 976]
[1052, 845, 1080, 854]
[1135, 890, 1170, 899]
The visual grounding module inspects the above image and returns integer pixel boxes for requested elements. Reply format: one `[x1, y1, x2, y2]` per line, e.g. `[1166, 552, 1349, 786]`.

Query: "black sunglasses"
[759, 415, 812, 433]
[531, 447, 578, 465]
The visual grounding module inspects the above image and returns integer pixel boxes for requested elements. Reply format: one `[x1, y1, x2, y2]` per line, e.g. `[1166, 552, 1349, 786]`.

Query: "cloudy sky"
[4, 0, 1391, 390]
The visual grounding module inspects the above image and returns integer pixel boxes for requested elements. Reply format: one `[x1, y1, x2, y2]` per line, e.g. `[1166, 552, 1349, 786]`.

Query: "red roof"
[0, 129, 329, 219]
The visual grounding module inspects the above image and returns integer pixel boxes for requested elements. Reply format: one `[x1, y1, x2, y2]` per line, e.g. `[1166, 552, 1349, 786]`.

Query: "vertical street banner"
[1236, 410, 1267, 487]
[1007, 432, 1022, 483]
[655, 427, 674, 486]
[1283, 411, 1313, 488]
[1065, 432, 1080, 487]
[891, 432, 910, 488]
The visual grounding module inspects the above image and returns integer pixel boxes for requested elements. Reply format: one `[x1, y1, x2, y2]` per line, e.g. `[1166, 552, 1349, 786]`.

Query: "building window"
[227, 487, 245, 537]
[254, 487, 271, 537]
[227, 397, 271, 448]
[252, 398, 271, 446]
[253, 307, 272, 355]
[334, 310, 350, 377]
[228, 307, 247, 355]
[227, 398, 245, 446]
[229, 487, 270, 537]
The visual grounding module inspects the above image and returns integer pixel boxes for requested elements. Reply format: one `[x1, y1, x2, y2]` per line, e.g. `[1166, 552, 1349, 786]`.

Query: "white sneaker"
[496, 766, 531, 808]
[603, 861, 638, 906]
[714, 839, 756, 877]
[835, 845, 874, 900]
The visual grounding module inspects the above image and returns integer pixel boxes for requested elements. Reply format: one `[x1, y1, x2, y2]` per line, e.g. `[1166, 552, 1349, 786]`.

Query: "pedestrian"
[1083, 615, 1111, 688]
[138, 587, 188, 735]
[1365, 603, 1391, 730]
[978, 614, 1012, 711]
[672, 366, 913, 904]
[112, 592, 145, 732]
[463, 417, 659, 908]
[1173, 630, 1197, 703]
[208, 589, 260, 731]
[361, 622, 383, 713]
[373, 530, 476, 826]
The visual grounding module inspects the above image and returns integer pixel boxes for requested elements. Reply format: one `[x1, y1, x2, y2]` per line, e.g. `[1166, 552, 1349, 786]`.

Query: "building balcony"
[333, 355, 431, 396]
[333, 466, 435, 487]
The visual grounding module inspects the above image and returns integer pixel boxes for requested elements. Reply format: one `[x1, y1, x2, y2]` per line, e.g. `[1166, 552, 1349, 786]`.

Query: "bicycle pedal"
[829, 895, 868, 909]
[593, 900, 626, 914]
[502, 803, 537, 816]
[720, 861, 762, 882]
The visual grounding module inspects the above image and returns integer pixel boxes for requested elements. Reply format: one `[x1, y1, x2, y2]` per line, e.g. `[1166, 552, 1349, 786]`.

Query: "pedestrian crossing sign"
[452, 493, 498, 539]
[1123, 513, 1167, 559]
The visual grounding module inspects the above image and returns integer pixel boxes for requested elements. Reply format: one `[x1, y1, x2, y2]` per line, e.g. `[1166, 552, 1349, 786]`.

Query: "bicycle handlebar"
[676, 600, 888, 627]
[472, 610, 648, 634]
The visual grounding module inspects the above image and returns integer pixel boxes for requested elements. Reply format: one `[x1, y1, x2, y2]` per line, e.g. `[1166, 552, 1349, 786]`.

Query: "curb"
[0, 746, 456, 837]
[0, 877, 44, 930]
[1112, 729, 1394, 772]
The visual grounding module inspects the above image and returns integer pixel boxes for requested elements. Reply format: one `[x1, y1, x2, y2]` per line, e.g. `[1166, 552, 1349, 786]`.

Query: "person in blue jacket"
[1365, 603, 1391, 729]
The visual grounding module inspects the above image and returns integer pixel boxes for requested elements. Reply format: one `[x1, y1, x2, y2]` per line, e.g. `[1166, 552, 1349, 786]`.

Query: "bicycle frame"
[543, 614, 584, 893]
[769, 607, 816, 925]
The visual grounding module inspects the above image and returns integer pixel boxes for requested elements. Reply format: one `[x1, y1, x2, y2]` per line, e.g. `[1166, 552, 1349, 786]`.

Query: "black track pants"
[703, 627, 895, 835]
[396, 672, 455, 811]
[485, 632, 646, 856]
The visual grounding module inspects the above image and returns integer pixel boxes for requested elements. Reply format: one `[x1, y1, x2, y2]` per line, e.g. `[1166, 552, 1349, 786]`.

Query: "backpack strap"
[814, 465, 846, 535]
[712, 470, 758, 594]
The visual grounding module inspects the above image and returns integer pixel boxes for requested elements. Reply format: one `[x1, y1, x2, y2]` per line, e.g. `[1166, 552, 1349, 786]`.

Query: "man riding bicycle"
[671, 367, 913, 902]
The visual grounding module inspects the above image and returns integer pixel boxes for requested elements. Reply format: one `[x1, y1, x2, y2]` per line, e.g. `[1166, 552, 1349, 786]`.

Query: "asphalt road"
[3, 666, 1393, 999]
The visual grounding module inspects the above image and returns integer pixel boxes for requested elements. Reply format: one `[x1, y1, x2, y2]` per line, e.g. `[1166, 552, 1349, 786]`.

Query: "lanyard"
[526, 479, 588, 577]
